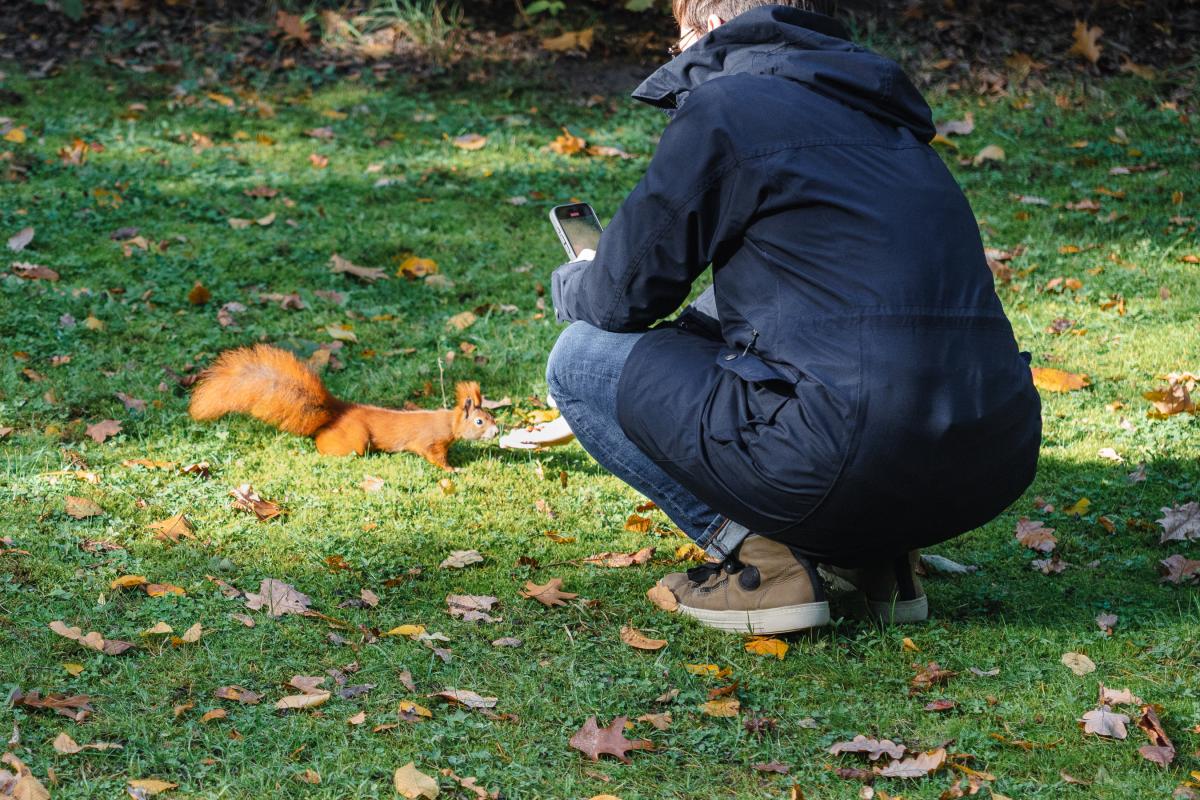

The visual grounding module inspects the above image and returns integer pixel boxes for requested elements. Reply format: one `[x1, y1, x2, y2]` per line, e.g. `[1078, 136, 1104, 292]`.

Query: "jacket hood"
[632, 4, 934, 141]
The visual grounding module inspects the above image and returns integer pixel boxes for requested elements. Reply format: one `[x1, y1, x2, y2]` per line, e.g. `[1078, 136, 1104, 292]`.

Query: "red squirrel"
[188, 344, 498, 470]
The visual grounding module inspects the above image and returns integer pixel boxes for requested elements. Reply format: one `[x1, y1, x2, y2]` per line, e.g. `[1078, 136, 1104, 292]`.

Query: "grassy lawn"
[2, 40, 1199, 800]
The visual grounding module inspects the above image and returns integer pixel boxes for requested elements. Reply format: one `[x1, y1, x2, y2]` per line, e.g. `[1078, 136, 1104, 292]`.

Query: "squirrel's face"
[462, 405, 499, 441]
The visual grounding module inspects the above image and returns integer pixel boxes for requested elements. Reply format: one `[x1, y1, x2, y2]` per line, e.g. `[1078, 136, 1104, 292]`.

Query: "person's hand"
[498, 416, 576, 450]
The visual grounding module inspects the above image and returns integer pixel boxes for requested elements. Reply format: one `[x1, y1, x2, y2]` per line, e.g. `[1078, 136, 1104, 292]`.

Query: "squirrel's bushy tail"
[188, 344, 344, 436]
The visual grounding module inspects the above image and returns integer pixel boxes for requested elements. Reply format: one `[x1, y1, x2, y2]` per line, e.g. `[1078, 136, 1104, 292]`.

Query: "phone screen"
[552, 203, 603, 259]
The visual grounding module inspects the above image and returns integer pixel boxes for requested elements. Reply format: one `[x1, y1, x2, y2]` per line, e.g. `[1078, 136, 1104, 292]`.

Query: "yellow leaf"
[902, 637, 920, 652]
[549, 127, 586, 156]
[384, 624, 426, 639]
[146, 583, 185, 597]
[685, 663, 732, 679]
[110, 575, 149, 590]
[744, 636, 788, 659]
[674, 543, 708, 563]
[3, 127, 27, 144]
[700, 697, 741, 717]
[65, 495, 104, 519]
[1031, 367, 1090, 392]
[179, 622, 203, 643]
[141, 621, 174, 636]
[972, 144, 1006, 166]
[393, 762, 440, 799]
[1064, 498, 1090, 517]
[541, 28, 594, 52]
[446, 310, 478, 331]
[63, 662, 85, 676]
[399, 701, 433, 719]
[398, 256, 438, 279]
[275, 690, 331, 710]
[206, 92, 235, 107]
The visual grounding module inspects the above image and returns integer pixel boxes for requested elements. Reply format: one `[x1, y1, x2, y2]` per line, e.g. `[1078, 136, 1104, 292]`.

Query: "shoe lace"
[686, 554, 744, 585]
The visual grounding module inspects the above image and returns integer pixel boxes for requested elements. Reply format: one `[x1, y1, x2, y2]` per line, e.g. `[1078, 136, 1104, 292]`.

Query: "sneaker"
[659, 534, 830, 635]
[821, 551, 928, 624]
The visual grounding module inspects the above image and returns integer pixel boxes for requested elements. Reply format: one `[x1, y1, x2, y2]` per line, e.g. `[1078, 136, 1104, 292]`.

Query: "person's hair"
[672, 0, 832, 32]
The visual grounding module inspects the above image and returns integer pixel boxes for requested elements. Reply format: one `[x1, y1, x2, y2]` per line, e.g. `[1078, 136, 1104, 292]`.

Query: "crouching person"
[546, 0, 1041, 634]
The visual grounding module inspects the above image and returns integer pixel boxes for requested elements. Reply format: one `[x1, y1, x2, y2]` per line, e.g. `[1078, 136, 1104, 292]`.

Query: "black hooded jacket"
[550, 5, 1041, 563]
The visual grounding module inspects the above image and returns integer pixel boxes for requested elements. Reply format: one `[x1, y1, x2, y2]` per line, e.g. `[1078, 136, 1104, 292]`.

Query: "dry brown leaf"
[1159, 554, 1200, 584]
[429, 689, 497, 710]
[1136, 704, 1176, 766]
[637, 712, 672, 730]
[1061, 652, 1097, 676]
[275, 10, 311, 43]
[829, 735, 906, 761]
[619, 626, 667, 651]
[568, 715, 650, 763]
[878, 747, 946, 778]
[64, 495, 104, 519]
[700, 697, 741, 717]
[244, 578, 311, 617]
[1079, 705, 1129, 738]
[446, 310, 478, 331]
[1, 754, 50, 800]
[127, 778, 178, 795]
[1157, 502, 1200, 543]
[445, 594, 499, 623]
[646, 581, 678, 612]
[519, 577, 577, 607]
[10, 262, 60, 281]
[972, 144, 1005, 166]
[11, 690, 93, 722]
[440, 549, 483, 569]
[85, 419, 122, 444]
[214, 686, 262, 705]
[275, 691, 331, 710]
[48, 621, 133, 655]
[1015, 518, 1057, 553]
[584, 547, 655, 568]
[329, 253, 388, 282]
[230, 484, 284, 520]
[452, 133, 487, 151]
[200, 708, 227, 723]
[52, 731, 122, 754]
[6, 226, 33, 253]
[541, 28, 594, 52]
[149, 513, 196, 544]
[910, 662, 956, 694]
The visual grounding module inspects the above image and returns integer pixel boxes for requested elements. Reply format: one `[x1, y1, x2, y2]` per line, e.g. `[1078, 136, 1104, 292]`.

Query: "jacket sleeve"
[550, 88, 756, 332]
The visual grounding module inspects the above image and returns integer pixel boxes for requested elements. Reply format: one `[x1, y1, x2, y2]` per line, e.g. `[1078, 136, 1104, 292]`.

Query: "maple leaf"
[568, 715, 650, 763]
[230, 484, 284, 520]
[619, 625, 667, 651]
[149, 513, 196, 544]
[1014, 518, 1057, 553]
[519, 577, 577, 607]
[1158, 554, 1200, 584]
[329, 253, 388, 282]
[1067, 20, 1103, 64]
[1079, 705, 1129, 738]
[1143, 383, 1194, 417]
[244, 578, 311, 617]
[85, 419, 122, 444]
[1031, 367, 1089, 392]
[877, 747, 946, 778]
[1157, 502, 1200, 543]
[1136, 705, 1176, 766]
[829, 735, 906, 761]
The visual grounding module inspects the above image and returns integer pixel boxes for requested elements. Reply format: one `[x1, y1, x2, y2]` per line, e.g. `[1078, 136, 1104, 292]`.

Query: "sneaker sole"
[866, 595, 928, 624]
[676, 601, 831, 635]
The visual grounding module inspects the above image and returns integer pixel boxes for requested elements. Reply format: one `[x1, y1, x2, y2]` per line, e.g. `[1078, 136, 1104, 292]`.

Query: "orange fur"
[188, 345, 498, 470]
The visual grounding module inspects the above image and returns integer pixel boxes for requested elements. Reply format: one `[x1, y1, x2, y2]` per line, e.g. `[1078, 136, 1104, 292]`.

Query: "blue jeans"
[545, 307, 750, 560]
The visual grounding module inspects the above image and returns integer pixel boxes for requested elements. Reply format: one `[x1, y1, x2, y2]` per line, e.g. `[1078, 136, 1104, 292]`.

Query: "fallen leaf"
[1079, 705, 1129, 738]
[245, 578, 311, 617]
[520, 577, 577, 607]
[568, 715, 650, 763]
[149, 513, 196, 544]
[394, 762, 440, 798]
[0, 755, 48, 800]
[178, 623, 203, 643]
[541, 28, 594, 52]
[549, 127, 586, 156]
[584, 547, 655, 568]
[64, 495, 104, 519]
[1098, 684, 1144, 706]
[972, 144, 1005, 166]
[230, 484, 284, 521]
[10, 690, 93, 722]
[646, 581, 678, 612]
[430, 689, 497, 710]
[383, 624, 426, 639]
[275, 691, 331, 710]
[1136, 705, 1176, 766]
[1062, 652, 1097, 676]
[492, 637, 522, 648]
[1015, 518, 1057, 553]
[48, 621, 133, 655]
[446, 594, 499, 623]
[1157, 502, 1200, 543]
[637, 712, 672, 730]
[330, 253, 387, 282]
[52, 731, 122, 754]
[446, 310, 478, 331]
[440, 549, 483, 569]
[85, 419, 122, 444]
[744, 637, 788, 659]
[829, 735, 906, 761]
[200, 708, 226, 723]
[619, 626, 667, 651]
[141, 622, 173, 636]
[214, 686, 262, 705]
[878, 747, 946, 778]
[700, 697, 741, 717]
[1095, 613, 1118, 634]
[128, 778, 179, 795]
[7, 226, 33, 252]
[910, 662, 956, 694]
[924, 699, 956, 712]
[110, 575, 148, 589]
[1031, 367, 1089, 392]
[452, 133, 487, 151]
[1159, 554, 1200, 584]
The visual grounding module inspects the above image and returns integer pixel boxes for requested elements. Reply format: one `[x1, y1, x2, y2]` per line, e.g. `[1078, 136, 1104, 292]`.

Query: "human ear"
[705, 13, 724, 32]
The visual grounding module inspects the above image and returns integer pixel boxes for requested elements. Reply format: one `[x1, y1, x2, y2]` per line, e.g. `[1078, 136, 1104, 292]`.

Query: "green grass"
[1, 51, 1199, 800]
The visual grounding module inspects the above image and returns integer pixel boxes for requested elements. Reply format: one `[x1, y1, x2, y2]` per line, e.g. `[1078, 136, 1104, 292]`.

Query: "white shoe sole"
[866, 595, 928, 624]
[677, 601, 831, 635]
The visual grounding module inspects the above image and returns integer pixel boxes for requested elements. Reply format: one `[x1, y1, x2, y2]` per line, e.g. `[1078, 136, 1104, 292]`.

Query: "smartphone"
[550, 203, 603, 260]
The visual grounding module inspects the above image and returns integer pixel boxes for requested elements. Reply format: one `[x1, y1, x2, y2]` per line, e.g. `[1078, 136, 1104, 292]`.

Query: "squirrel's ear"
[456, 381, 481, 415]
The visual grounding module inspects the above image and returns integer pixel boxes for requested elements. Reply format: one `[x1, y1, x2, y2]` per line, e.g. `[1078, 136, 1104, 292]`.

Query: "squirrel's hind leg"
[314, 417, 370, 456]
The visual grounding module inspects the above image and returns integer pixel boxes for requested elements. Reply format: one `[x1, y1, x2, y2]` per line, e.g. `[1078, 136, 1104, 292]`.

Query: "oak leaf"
[1067, 20, 1103, 64]
[700, 697, 741, 717]
[85, 419, 122, 444]
[1015, 518, 1057, 553]
[829, 735, 906, 761]
[519, 577, 577, 607]
[445, 594, 499, 623]
[1061, 652, 1096, 676]
[245, 578, 311, 617]
[568, 715, 650, 763]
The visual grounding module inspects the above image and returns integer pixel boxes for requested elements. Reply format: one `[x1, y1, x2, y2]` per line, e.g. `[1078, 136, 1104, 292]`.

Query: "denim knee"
[545, 321, 594, 400]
